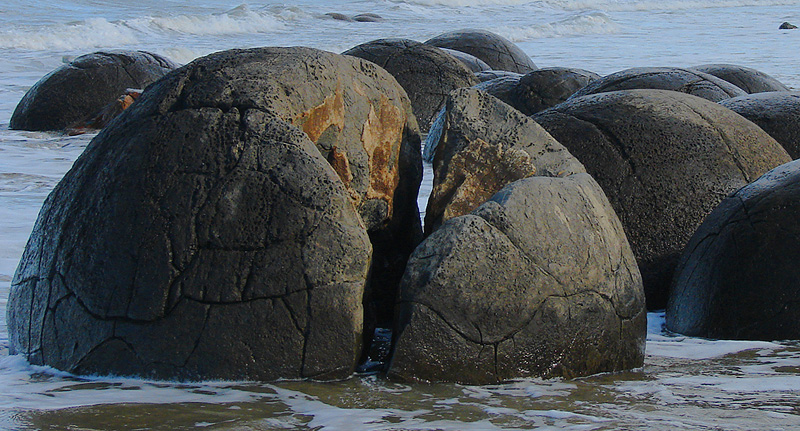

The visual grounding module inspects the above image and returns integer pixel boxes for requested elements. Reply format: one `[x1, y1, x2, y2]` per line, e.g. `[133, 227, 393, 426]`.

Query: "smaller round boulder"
[688, 64, 789, 94]
[667, 160, 800, 340]
[480, 67, 600, 115]
[425, 29, 537, 74]
[439, 47, 491, 72]
[569, 67, 746, 102]
[10, 50, 178, 131]
[720, 92, 800, 158]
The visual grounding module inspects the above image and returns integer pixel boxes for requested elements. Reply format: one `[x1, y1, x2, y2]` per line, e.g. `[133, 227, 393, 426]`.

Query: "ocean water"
[2, 0, 800, 429]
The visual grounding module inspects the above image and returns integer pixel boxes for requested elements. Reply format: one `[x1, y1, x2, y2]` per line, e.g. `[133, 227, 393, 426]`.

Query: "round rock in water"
[569, 67, 746, 102]
[10, 50, 178, 131]
[425, 87, 585, 234]
[667, 160, 800, 340]
[6, 47, 424, 381]
[720, 92, 800, 158]
[390, 173, 646, 384]
[343, 38, 478, 132]
[533, 89, 790, 310]
[425, 29, 537, 74]
[689, 64, 790, 94]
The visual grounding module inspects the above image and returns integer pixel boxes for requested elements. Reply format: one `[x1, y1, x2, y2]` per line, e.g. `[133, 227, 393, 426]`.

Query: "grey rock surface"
[7, 47, 422, 381]
[720, 92, 800, 159]
[10, 50, 178, 131]
[343, 38, 478, 132]
[425, 29, 537, 74]
[569, 67, 746, 102]
[439, 47, 492, 72]
[390, 173, 646, 384]
[689, 64, 790, 94]
[667, 160, 800, 340]
[474, 70, 523, 82]
[425, 87, 584, 234]
[533, 89, 790, 309]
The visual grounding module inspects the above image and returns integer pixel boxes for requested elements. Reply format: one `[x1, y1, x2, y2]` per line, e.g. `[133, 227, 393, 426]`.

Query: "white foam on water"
[496, 11, 619, 42]
[135, 6, 286, 36]
[0, 18, 140, 51]
[543, 0, 800, 12]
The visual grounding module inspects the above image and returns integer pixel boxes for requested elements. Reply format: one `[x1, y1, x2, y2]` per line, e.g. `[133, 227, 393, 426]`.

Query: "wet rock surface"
[569, 67, 746, 102]
[720, 92, 800, 159]
[425, 29, 537, 74]
[667, 160, 800, 340]
[7, 47, 422, 381]
[390, 173, 646, 384]
[10, 50, 178, 131]
[343, 38, 478, 132]
[688, 64, 790, 94]
[533, 89, 790, 310]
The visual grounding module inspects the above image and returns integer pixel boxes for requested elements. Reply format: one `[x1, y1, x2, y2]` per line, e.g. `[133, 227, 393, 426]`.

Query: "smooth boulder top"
[480, 67, 600, 116]
[689, 64, 790, 94]
[439, 47, 492, 72]
[390, 173, 646, 384]
[6, 47, 423, 381]
[533, 89, 791, 310]
[343, 38, 478, 132]
[10, 50, 178, 131]
[569, 67, 747, 102]
[720, 92, 800, 159]
[425, 87, 585, 234]
[425, 29, 537, 74]
[667, 159, 800, 340]
[474, 70, 523, 82]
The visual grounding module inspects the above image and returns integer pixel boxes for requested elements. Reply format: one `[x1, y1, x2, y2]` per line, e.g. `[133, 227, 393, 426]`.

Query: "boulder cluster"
[8, 28, 800, 384]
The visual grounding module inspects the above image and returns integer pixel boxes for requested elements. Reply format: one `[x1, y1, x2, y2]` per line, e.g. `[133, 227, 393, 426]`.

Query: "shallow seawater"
[3, 0, 800, 429]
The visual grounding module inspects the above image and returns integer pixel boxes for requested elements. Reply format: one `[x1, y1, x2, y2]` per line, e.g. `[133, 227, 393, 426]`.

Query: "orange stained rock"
[293, 84, 345, 143]
[361, 94, 404, 212]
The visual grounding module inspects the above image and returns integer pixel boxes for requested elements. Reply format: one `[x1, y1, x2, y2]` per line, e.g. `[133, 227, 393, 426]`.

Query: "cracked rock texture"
[390, 173, 646, 384]
[424, 87, 585, 234]
[689, 64, 790, 94]
[10, 50, 178, 131]
[343, 38, 478, 132]
[569, 67, 746, 102]
[533, 89, 791, 310]
[7, 47, 423, 381]
[720, 92, 800, 159]
[667, 160, 800, 339]
[475, 70, 523, 83]
[425, 29, 538, 74]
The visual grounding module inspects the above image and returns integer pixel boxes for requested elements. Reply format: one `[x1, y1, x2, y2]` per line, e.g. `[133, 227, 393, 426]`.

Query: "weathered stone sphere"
[480, 67, 600, 115]
[689, 64, 790, 94]
[10, 50, 178, 131]
[390, 174, 646, 384]
[533, 89, 791, 309]
[343, 38, 478, 132]
[474, 70, 522, 82]
[439, 47, 491, 72]
[667, 160, 800, 340]
[570, 67, 746, 102]
[425, 29, 537, 74]
[7, 47, 422, 381]
[720, 92, 800, 158]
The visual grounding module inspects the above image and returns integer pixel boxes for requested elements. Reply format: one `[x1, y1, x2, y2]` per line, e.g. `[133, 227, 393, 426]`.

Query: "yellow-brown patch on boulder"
[361, 94, 404, 210]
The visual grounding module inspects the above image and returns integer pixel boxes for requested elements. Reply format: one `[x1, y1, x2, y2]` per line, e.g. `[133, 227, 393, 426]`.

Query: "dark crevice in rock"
[182, 305, 211, 368]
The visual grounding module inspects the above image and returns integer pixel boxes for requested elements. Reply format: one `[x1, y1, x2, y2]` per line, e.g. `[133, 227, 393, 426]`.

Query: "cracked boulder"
[533, 89, 791, 310]
[667, 160, 800, 340]
[569, 67, 746, 102]
[688, 64, 790, 94]
[425, 29, 537, 74]
[6, 47, 424, 381]
[389, 173, 646, 384]
[720, 92, 800, 159]
[343, 38, 478, 132]
[424, 87, 585, 234]
[10, 50, 178, 131]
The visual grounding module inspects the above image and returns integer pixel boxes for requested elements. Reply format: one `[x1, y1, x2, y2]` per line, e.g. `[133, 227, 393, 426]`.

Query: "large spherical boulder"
[390, 173, 646, 384]
[689, 64, 790, 94]
[10, 50, 178, 131]
[667, 160, 800, 340]
[425, 29, 537, 74]
[569, 67, 746, 102]
[480, 67, 600, 116]
[720, 92, 800, 158]
[439, 47, 491, 72]
[425, 87, 585, 234]
[533, 89, 791, 309]
[343, 38, 478, 132]
[7, 47, 422, 381]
